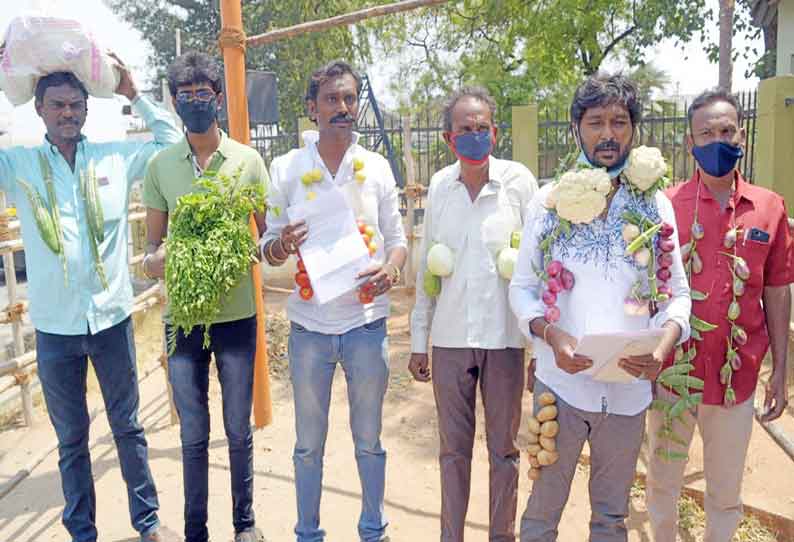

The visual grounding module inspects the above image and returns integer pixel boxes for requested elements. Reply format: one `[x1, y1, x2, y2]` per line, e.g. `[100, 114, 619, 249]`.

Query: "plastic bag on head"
[0, 4, 120, 106]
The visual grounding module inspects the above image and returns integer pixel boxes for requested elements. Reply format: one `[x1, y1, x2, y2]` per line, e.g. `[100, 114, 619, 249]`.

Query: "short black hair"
[687, 88, 743, 131]
[35, 72, 88, 103]
[304, 60, 362, 104]
[442, 86, 497, 132]
[167, 52, 223, 96]
[570, 73, 641, 127]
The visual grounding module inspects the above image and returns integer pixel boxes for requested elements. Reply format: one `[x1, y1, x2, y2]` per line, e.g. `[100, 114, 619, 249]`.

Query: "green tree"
[377, 0, 712, 118]
[106, 0, 392, 124]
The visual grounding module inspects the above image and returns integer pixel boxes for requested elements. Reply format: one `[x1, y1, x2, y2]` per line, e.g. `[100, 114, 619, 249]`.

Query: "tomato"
[294, 272, 311, 288]
[358, 290, 374, 304]
[299, 286, 313, 300]
[357, 221, 367, 234]
[297, 259, 306, 272]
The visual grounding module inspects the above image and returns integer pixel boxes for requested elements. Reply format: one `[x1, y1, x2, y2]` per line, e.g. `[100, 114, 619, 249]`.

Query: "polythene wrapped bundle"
[0, 14, 120, 106]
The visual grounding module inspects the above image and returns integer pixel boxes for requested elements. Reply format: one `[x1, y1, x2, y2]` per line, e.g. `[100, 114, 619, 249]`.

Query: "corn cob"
[38, 152, 69, 285]
[84, 160, 104, 243]
[17, 178, 60, 253]
[80, 169, 109, 290]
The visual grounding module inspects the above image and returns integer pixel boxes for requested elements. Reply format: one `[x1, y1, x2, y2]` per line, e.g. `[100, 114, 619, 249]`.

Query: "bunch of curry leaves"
[165, 166, 266, 353]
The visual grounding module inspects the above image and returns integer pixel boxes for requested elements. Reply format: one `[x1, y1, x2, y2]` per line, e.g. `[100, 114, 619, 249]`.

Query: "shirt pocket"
[93, 157, 127, 225]
[739, 238, 770, 288]
[433, 192, 467, 254]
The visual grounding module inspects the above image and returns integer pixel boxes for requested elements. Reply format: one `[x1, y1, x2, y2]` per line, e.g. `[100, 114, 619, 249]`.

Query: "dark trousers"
[167, 316, 257, 542]
[36, 317, 160, 542]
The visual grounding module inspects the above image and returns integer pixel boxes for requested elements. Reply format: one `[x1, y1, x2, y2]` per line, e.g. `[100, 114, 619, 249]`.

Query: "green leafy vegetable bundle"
[165, 166, 265, 352]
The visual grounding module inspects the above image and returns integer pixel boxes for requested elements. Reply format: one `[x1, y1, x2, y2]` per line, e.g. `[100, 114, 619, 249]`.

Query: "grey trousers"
[519, 380, 646, 542]
[432, 346, 525, 542]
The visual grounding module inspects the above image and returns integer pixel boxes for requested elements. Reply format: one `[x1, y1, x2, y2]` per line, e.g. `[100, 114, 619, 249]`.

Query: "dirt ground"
[0, 287, 792, 542]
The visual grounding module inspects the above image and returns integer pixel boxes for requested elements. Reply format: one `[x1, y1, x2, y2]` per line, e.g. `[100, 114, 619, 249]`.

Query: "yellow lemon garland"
[300, 158, 367, 201]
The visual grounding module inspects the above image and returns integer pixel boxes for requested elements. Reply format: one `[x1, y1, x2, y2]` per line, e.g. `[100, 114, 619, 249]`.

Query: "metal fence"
[251, 113, 513, 188]
[538, 91, 758, 182]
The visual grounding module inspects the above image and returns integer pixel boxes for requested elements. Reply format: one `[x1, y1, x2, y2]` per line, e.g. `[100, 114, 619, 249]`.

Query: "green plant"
[165, 166, 267, 353]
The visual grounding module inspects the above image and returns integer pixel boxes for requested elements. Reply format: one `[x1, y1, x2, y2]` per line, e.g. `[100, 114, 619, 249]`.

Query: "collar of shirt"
[677, 169, 756, 209]
[447, 155, 509, 182]
[178, 130, 232, 176]
[301, 129, 361, 148]
[301, 129, 363, 182]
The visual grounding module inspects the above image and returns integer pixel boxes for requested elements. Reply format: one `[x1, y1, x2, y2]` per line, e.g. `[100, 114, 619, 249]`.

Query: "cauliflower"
[624, 146, 667, 191]
[552, 168, 611, 224]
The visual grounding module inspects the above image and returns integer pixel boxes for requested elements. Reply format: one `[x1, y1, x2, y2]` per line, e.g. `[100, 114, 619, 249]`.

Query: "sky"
[0, 0, 766, 143]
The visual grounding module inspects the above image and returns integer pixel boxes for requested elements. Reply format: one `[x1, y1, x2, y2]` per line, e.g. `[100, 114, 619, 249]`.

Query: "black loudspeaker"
[218, 70, 279, 125]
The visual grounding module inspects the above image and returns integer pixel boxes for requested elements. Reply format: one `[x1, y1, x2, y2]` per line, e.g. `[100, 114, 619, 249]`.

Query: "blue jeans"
[288, 319, 390, 542]
[36, 317, 159, 542]
[166, 316, 257, 542]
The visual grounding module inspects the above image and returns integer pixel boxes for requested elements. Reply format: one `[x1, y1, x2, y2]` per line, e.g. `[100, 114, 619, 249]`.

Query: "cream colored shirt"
[262, 130, 407, 334]
[410, 157, 538, 353]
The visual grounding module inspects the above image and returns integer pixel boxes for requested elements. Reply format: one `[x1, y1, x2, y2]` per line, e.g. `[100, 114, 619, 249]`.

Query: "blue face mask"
[176, 97, 218, 134]
[577, 150, 628, 179]
[692, 141, 743, 178]
[451, 130, 494, 165]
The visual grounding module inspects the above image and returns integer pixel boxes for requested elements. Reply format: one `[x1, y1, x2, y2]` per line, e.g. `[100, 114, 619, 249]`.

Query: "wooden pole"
[0, 193, 32, 426]
[402, 115, 416, 288]
[219, 0, 273, 428]
[246, 0, 448, 47]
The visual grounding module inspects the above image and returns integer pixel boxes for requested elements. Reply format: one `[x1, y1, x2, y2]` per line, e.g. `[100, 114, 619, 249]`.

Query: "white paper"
[287, 188, 371, 304]
[575, 329, 666, 383]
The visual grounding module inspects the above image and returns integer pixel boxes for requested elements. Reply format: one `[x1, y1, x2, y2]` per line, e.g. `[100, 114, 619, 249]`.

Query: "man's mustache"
[330, 113, 354, 124]
[594, 140, 621, 152]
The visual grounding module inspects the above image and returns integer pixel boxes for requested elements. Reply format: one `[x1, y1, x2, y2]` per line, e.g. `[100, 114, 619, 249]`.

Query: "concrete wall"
[511, 105, 539, 177]
[778, 0, 794, 76]
[755, 75, 794, 211]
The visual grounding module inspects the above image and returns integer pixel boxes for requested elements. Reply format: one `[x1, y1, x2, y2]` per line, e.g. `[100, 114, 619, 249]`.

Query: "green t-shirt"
[143, 131, 269, 324]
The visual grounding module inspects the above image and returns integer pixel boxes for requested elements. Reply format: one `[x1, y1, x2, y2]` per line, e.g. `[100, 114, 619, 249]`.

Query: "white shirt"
[262, 130, 407, 334]
[410, 157, 539, 353]
[509, 183, 691, 416]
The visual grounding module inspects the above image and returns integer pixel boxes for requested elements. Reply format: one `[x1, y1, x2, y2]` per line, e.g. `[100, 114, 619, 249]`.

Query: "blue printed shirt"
[0, 97, 180, 335]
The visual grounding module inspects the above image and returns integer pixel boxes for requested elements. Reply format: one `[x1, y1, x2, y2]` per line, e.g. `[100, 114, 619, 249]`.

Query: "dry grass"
[676, 494, 778, 542]
[266, 311, 290, 378]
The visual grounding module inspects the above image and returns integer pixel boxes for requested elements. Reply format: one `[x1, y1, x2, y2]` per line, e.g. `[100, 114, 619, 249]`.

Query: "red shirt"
[664, 171, 794, 405]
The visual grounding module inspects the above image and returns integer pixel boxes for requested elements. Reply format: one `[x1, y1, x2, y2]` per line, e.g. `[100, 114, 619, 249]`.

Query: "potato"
[527, 416, 541, 434]
[527, 467, 541, 481]
[537, 449, 559, 466]
[537, 405, 558, 423]
[539, 436, 557, 451]
[541, 420, 559, 438]
[526, 431, 539, 444]
[528, 454, 541, 468]
[526, 443, 542, 455]
[538, 392, 557, 406]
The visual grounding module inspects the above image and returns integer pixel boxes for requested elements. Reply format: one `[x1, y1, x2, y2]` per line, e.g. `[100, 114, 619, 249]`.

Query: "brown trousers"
[646, 386, 755, 542]
[432, 346, 525, 542]
[519, 380, 646, 542]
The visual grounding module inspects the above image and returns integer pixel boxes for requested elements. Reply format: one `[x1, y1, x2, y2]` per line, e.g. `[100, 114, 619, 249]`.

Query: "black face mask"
[176, 97, 217, 134]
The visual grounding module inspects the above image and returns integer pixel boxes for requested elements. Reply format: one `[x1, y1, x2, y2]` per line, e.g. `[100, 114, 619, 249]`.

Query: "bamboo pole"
[219, 0, 272, 428]
[246, 0, 448, 47]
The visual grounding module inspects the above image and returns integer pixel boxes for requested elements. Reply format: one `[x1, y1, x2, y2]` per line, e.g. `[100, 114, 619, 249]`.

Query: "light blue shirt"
[0, 97, 180, 335]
